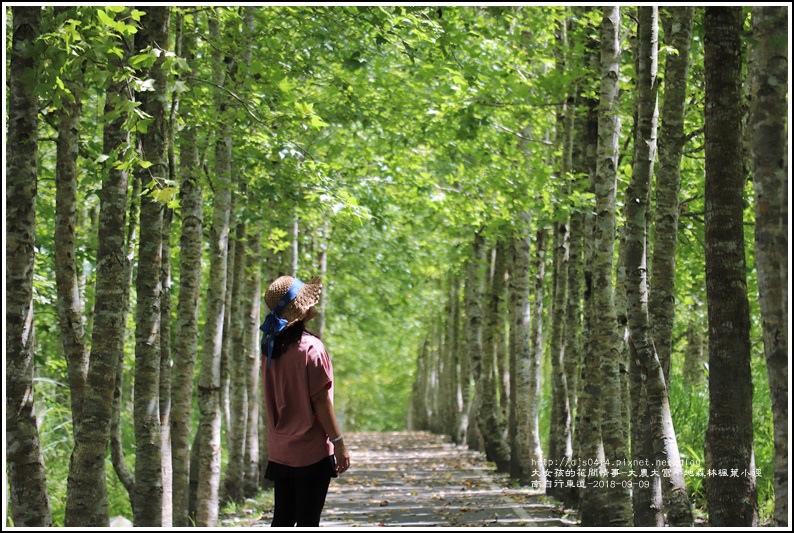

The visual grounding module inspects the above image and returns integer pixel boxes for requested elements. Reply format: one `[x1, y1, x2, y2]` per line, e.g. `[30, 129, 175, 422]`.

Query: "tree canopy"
[4, 5, 786, 527]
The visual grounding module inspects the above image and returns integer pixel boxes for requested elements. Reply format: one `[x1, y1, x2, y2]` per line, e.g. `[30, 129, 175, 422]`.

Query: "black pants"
[271, 475, 331, 527]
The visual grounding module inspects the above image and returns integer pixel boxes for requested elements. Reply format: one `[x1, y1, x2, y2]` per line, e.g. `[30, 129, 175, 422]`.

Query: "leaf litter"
[304, 431, 577, 527]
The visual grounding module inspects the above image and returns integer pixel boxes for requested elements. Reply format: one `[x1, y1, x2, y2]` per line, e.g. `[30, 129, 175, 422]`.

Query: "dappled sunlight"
[255, 431, 575, 527]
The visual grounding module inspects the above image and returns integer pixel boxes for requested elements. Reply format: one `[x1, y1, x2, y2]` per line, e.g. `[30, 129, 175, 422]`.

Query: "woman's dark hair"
[271, 321, 306, 360]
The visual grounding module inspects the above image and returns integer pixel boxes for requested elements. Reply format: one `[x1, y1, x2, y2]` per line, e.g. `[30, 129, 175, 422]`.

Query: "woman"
[259, 275, 350, 527]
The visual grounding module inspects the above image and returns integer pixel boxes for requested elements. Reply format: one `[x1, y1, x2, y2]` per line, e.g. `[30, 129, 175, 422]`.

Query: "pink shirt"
[262, 331, 334, 467]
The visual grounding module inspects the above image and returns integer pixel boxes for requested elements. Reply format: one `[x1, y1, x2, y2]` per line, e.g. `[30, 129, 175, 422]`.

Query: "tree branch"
[494, 123, 553, 145]
[684, 126, 704, 142]
[185, 76, 274, 127]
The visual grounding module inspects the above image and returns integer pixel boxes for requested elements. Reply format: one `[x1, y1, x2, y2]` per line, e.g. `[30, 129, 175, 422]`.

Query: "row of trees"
[6, 5, 333, 527]
[5, 5, 787, 528]
[409, 6, 787, 527]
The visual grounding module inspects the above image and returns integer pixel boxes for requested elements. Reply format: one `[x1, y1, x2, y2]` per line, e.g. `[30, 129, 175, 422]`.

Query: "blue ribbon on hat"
[260, 278, 304, 368]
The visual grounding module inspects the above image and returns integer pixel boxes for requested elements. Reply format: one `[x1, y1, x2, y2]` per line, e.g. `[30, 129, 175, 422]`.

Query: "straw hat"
[264, 275, 323, 327]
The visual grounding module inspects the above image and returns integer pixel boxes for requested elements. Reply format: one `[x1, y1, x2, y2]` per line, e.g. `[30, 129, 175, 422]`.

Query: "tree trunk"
[564, 209, 583, 450]
[80, 204, 100, 337]
[411, 336, 431, 430]
[291, 215, 300, 276]
[682, 301, 706, 388]
[188, 431, 200, 522]
[430, 317, 445, 436]
[158, 12, 183, 524]
[548, 18, 576, 502]
[170, 15, 202, 525]
[244, 229, 263, 496]
[317, 221, 329, 338]
[53, 21, 88, 435]
[548, 221, 572, 500]
[651, 6, 695, 386]
[464, 233, 486, 451]
[132, 6, 171, 527]
[527, 227, 546, 484]
[508, 215, 544, 484]
[629, 344, 658, 525]
[444, 276, 462, 439]
[576, 214, 609, 525]
[218, 3, 255, 464]
[64, 18, 134, 530]
[110, 64, 137, 507]
[585, 6, 632, 526]
[497, 290, 510, 440]
[703, 7, 758, 527]
[220, 196, 237, 456]
[196, 12, 234, 525]
[749, 6, 788, 527]
[224, 218, 249, 503]
[160, 205, 174, 527]
[626, 7, 693, 526]
[570, 18, 599, 506]
[628, 10, 662, 528]
[559, 64, 582, 509]
[6, 7, 52, 528]
[436, 278, 451, 436]
[614, 197, 633, 521]
[455, 242, 477, 443]
[112, 346, 136, 505]
[477, 241, 511, 472]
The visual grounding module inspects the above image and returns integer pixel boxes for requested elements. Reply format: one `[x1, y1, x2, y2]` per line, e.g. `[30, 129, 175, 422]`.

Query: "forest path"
[258, 431, 576, 527]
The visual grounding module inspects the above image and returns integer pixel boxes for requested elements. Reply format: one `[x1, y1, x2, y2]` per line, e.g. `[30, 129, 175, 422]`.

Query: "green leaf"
[96, 9, 115, 28]
[129, 51, 156, 69]
[118, 23, 139, 36]
[135, 118, 152, 133]
[278, 78, 295, 93]
[309, 115, 329, 129]
[151, 187, 178, 204]
[294, 101, 315, 115]
[107, 46, 124, 59]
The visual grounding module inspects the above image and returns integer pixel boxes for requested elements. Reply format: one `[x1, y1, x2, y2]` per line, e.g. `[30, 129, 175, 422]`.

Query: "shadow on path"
[260, 431, 576, 527]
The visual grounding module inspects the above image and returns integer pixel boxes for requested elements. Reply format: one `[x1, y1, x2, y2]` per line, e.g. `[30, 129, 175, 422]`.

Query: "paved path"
[259, 431, 575, 527]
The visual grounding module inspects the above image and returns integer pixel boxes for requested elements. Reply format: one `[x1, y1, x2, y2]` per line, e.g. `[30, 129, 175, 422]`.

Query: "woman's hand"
[334, 440, 350, 475]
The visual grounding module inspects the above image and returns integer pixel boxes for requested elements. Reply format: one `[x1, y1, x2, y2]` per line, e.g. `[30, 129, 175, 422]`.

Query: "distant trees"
[410, 5, 783, 528]
[4, 5, 783, 528]
[477, 241, 511, 472]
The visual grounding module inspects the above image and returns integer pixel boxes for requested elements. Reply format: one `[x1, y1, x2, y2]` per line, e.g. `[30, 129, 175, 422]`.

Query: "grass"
[219, 488, 275, 527]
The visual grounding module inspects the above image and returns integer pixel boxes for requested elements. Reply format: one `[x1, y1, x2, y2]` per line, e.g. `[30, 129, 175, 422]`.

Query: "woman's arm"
[311, 387, 350, 474]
